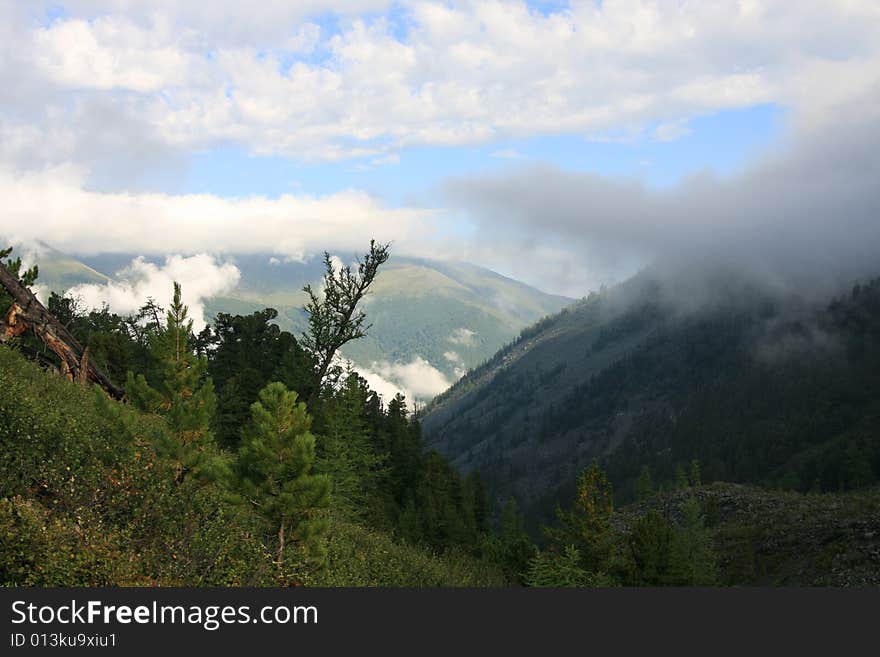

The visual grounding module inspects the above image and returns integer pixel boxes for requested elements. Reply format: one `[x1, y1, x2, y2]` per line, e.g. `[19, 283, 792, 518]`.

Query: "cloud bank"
[0, 166, 433, 259]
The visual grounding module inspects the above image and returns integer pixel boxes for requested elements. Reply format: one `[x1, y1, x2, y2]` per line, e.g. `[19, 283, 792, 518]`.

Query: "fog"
[445, 87, 880, 303]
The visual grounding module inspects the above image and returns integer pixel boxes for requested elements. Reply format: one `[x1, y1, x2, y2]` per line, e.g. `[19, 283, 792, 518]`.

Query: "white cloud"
[353, 367, 401, 403]
[443, 350, 461, 363]
[2, 2, 880, 300]
[652, 120, 692, 142]
[491, 148, 523, 159]
[442, 350, 466, 378]
[356, 356, 451, 401]
[66, 254, 241, 330]
[328, 255, 346, 275]
[448, 327, 476, 346]
[445, 83, 880, 298]
[32, 17, 200, 92]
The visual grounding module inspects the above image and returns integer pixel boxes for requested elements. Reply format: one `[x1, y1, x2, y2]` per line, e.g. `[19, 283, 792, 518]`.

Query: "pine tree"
[674, 463, 689, 490]
[545, 462, 615, 574]
[627, 510, 676, 585]
[497, 496, 535, 584]
[232, 382, 331, 572]
[636, 465, 653, 501]
[314, 371, 386, 522]
[669, 495, 718, 585]
[464, 471, 490, 534]
[207, 309, 316, 449]
[126, 282, 217, 482]
[526, 546, 590, 587]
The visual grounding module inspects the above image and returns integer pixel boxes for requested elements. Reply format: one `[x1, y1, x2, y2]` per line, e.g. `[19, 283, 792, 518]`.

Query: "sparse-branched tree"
[301, 240, 390, 395]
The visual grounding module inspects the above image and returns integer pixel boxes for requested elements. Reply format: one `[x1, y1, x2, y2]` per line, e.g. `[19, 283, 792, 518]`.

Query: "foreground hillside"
[422, 267, 880, 525]
[0, 346, 502, 586]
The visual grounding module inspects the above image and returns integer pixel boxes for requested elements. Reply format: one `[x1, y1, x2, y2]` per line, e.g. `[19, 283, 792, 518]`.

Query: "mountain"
[202, 254, 572, 391]
[8, 241, 111, 294]
[420, 266, 880, 526]
[19, 246, 571, 399]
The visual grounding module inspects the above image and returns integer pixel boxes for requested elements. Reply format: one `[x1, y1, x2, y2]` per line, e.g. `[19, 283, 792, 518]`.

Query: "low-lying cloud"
[448, 327, 477, 347]
[67, 254, 241, 330]
[443, 350, 466, 379]
[356, 356, 452, 403]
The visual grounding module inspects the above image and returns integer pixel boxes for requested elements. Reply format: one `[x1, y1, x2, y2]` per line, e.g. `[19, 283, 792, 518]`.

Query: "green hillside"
[11, 245, 572, 399]
[4, 242, 878, 588]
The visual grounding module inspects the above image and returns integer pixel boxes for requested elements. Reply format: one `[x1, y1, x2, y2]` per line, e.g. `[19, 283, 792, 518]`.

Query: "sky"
[1, 0, 879, 301]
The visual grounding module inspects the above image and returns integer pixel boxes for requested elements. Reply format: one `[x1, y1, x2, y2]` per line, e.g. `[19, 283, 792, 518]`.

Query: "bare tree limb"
[0, 264, 124, 399]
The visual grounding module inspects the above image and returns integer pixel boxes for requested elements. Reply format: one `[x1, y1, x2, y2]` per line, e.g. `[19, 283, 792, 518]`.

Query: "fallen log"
[0, 264, 124, 399]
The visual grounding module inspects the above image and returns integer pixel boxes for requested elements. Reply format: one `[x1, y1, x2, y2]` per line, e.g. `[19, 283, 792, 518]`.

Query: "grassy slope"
[0, 346, 503, 586]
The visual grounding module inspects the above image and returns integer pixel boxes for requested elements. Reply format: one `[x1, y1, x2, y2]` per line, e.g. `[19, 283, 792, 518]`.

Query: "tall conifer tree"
[126, 282, 217, 482]
[232, 382, 331, 571]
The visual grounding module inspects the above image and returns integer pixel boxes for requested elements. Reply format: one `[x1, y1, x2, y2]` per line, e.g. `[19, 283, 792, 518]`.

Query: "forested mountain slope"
[422, 267, 880, 526]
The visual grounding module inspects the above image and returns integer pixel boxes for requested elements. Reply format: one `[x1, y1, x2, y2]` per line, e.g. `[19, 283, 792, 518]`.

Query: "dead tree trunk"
[0, 265, 124, 399]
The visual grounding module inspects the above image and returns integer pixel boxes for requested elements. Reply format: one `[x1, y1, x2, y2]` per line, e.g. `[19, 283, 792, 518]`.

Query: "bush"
[0, 346, 276, 586]
[307, 515, 505, 587]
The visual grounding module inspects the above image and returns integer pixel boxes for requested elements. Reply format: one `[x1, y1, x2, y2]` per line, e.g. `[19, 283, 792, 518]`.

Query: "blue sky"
[183, 103, 785, 205]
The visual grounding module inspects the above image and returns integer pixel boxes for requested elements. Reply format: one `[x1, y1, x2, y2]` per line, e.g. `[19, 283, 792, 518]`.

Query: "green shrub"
[0, 346, 276, 586]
